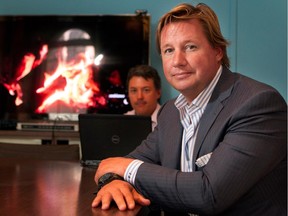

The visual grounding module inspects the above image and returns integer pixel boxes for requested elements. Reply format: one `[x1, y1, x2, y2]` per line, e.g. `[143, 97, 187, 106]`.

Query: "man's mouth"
[173, 71, 192, 79]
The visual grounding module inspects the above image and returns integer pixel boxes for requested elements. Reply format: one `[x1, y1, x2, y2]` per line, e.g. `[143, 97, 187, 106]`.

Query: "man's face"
[128, 76, 161, 116]
[160, 19, 223, 103]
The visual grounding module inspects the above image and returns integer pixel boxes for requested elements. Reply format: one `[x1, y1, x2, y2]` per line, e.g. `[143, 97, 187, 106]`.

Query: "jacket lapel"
[167, 104, 183, 169]
[192, 67, 235, 164]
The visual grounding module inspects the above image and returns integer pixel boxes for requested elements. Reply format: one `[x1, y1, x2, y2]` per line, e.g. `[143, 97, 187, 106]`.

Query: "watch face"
[98, 172, 123, 187]
[99, 173, 114, 184]
[97, 173, 124, 193]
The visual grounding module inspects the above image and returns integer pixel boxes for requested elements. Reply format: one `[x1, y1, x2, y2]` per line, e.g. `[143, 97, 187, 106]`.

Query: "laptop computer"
[78, 113, 152, 167]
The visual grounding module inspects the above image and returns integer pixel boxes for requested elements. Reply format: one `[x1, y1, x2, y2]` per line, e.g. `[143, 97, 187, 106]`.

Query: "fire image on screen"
[0, 14, 150, 121]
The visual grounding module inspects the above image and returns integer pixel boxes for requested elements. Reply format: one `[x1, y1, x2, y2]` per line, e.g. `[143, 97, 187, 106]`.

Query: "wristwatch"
[97, 172, 124, 192]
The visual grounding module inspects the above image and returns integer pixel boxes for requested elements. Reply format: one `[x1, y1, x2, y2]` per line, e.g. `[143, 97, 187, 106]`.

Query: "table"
[0, 158, 146, 216]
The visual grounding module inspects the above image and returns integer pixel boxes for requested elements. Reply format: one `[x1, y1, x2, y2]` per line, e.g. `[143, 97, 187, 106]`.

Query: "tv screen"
[0, 13, 150, 121]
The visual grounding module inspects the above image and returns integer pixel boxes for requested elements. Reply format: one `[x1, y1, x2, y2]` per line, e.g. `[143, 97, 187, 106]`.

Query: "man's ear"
[215, 47, 223, 62]
[157, 89, 161, 100]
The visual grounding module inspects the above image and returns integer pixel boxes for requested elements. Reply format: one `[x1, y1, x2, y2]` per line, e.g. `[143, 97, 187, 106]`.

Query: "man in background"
[125, 65, 161, 130]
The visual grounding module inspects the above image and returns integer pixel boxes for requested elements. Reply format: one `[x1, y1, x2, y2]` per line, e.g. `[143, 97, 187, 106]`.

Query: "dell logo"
[111, 135, 120, 144]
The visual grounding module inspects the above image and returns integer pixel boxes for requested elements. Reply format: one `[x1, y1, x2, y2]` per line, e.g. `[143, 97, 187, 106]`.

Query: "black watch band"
[97, 172, 124, 192]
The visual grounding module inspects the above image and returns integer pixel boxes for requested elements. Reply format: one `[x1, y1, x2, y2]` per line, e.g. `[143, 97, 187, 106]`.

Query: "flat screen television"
[0, 12, 150, 122]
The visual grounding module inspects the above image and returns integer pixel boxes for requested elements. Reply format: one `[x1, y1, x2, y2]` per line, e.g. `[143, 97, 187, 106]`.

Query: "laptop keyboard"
[81, 160, 101, 169]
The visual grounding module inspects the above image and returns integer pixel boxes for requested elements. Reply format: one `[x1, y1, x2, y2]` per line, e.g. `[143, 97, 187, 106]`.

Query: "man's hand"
[95, 157, 134, 182]
[92, 180, 151, 210]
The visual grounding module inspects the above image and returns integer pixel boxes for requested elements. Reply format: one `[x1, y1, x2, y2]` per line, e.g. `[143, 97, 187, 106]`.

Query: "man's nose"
[172, 50, 187, 67]
[136, 90, 144, 98]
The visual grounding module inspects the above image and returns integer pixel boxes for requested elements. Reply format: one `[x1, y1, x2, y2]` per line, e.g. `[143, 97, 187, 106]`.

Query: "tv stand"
[0, 129, 80, 145]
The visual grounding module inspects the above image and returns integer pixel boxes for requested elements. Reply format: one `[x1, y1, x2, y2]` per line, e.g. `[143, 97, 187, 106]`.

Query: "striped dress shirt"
[175, 66, 222, 172]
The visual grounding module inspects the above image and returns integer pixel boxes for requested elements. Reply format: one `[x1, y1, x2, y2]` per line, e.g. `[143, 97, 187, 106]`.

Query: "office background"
[0, 0, 286, 103]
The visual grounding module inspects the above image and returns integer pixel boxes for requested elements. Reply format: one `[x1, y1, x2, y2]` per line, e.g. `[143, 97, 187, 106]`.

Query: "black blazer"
[128, 67, 287, 215]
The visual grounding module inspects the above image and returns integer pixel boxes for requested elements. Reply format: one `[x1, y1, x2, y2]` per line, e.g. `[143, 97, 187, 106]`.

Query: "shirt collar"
[151, 103, 161, 123]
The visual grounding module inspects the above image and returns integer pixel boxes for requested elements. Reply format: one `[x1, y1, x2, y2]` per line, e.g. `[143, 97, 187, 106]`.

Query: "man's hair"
[156, 3, 230, 68]
[126, 65, 161, 90]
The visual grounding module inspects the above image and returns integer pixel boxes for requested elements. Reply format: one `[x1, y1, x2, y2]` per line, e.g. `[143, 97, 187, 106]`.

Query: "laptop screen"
[78, 114, 151, 166]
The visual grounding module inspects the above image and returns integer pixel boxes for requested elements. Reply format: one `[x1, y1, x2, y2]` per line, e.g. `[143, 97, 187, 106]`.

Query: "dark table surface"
[0, 158, 144, 216]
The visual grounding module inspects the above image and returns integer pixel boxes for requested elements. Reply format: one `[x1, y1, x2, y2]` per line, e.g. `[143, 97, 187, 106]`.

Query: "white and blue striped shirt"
[176, 66, 222, 172]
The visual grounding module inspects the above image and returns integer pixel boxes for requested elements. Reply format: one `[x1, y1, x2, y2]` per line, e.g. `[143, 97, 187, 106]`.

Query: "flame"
[35, 51, 105, 113]
[2, 43, 110, 113]
[3, 45, 48, 106]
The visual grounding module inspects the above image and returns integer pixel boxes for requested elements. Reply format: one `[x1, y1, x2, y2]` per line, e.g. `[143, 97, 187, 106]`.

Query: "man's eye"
[129, 89, 137, 94]
[143, 88, 151, 93]
[163, 48, 173, 55]
[186, 44, 197, 51]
